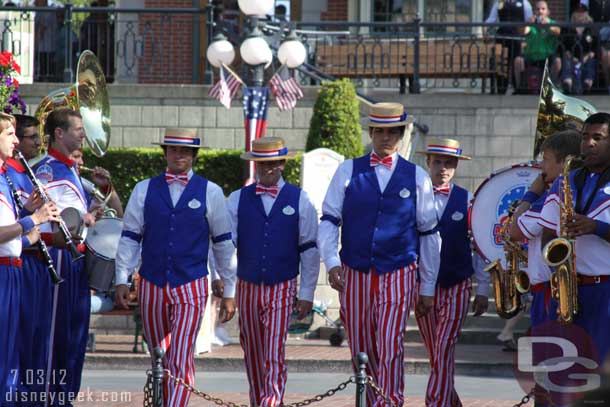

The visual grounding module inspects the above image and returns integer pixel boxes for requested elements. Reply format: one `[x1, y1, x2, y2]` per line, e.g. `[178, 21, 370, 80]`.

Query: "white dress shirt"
[115, 169, 237, 297]
[227, 177, 321, 302]
[318, 152, 441, 296]
[433, 185, 490, 296]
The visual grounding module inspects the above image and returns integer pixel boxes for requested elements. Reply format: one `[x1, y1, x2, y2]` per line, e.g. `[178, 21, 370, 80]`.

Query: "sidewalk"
[86, 335, 517, 376]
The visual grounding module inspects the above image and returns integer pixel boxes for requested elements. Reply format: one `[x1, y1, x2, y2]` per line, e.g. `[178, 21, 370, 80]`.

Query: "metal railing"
[0, 5, 210, 84]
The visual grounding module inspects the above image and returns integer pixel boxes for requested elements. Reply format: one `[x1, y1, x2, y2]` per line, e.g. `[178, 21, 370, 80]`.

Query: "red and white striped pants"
[340, 264, 417, 407]
[138, 276, 208, 407]
[237, 278, 297, 407]
[415, 278, 471, 407]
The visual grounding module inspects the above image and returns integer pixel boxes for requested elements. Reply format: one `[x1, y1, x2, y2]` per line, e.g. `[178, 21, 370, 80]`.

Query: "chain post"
[355, 352, 368, 407]
[412, 14, 421, 94]
[152, 348, 165, 407]
[62, 3, 74, 83]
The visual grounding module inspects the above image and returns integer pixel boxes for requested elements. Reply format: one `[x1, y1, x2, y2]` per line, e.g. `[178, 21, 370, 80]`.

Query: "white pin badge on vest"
[283, 205, 295, 215]
[188, 199, 201, 209]
[604, 186, 610, 195]
[399, 188, 410, 198]
[451, 211, 464, 221]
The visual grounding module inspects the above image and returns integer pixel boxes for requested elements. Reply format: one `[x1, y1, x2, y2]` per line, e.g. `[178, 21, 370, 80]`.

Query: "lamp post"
[206, 0, 307, 183]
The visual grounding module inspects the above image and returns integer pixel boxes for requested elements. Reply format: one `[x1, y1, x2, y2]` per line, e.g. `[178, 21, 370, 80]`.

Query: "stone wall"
[21, 83, 610, 326]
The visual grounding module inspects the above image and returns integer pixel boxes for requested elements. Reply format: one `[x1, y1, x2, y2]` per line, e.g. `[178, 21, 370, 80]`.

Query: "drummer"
[416, 138, 490, 407]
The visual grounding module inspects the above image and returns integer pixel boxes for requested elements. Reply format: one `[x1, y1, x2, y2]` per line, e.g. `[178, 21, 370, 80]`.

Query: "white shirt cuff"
[325, 256, 342, 273]
[298, 287, 315, 302]
[419, 282, 436, 296]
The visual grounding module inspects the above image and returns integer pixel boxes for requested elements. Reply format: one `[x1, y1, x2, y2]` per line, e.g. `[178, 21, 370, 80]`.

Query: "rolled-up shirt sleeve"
[115, 180, 148, 286]
[318, 160, 352, 273]
[206, 182, 237, 298]
[298, 190, 320, 302]
[415, 166, 441, 296]
[539, 178, 561, 233]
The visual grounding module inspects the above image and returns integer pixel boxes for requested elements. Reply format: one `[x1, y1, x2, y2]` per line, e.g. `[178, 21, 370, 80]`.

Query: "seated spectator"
[560, 3, 597, 94]
[585, 0, 610, 92]
[518, 0, 561, 90]
[485, 0, 534, 93]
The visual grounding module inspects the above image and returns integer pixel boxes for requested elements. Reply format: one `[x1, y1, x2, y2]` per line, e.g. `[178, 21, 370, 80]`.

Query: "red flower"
[0, 53, 9, 67]
[11, 60, 20, 75]
[13, 78, 19, 88]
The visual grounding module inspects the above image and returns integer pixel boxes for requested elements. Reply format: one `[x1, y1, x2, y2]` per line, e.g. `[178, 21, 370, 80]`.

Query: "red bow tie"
[433, 186, 451, 196]
[165, 172, 188, 186]
[255, 184, 279, 198]
[370, 153, 393, 169]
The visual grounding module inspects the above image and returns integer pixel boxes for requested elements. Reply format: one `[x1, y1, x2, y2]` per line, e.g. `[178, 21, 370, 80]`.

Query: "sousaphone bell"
[35, 50, 111, 157]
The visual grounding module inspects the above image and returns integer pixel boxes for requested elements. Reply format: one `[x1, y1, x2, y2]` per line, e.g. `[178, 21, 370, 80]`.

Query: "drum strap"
[574, 166, 610, 215]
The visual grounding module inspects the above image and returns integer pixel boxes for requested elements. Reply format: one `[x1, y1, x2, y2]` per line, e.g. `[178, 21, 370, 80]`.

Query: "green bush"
[83, 148, 302, 203]
[305, 78, 363, 158]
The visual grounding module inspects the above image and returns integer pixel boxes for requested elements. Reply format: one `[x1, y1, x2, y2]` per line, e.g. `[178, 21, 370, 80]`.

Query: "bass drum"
[469, 162, 541, 267]
[86, 217, 123, 292]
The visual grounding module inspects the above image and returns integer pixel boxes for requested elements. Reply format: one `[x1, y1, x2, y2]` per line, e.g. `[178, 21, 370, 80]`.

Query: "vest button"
[262, 268, 267, 272]
[169, 242, 173, 247]
[262, 255, 266, 259]
[170, 227, 175, 231]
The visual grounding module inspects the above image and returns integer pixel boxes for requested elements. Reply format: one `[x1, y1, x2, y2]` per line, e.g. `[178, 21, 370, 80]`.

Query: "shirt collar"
[370, 151, 398, 170]
[256, 176, 285, 190]
[165, 168, 193, 180]
[48, 148, 76, 167]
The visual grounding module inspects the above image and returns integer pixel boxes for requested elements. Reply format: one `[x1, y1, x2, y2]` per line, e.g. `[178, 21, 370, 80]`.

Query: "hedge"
[83, 148, 302, 203]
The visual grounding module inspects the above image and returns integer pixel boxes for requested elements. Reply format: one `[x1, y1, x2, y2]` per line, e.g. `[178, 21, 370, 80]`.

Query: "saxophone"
[487, 202, 530, 319]
[542, 155, 578, 324]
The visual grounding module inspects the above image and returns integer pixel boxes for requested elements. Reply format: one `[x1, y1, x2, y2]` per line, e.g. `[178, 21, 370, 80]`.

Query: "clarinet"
[4, 169, 63, 285]
[16, 151, 85, 262]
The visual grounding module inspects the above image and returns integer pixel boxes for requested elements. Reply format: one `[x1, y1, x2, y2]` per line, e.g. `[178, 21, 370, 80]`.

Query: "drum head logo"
[493, 185, 526, 246]
[35, 164, 53, 184]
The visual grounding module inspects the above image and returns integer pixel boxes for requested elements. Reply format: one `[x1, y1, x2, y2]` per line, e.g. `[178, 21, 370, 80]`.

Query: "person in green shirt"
[516, 0, 561, 89]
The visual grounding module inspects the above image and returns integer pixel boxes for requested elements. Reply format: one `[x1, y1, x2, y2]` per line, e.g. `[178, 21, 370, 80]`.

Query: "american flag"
[209, 64, 242, 109]
[269, 64, 304, 111]
[242, 86, 270, 184]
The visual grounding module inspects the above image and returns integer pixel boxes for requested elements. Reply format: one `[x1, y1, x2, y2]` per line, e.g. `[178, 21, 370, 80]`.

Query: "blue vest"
[140, 173, 210, 288]
[237, 183, 301, 285]
[340, 155, 419, 274]
[437, 185, 474, 288]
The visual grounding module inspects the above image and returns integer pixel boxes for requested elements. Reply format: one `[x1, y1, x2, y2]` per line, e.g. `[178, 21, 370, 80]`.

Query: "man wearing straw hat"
[319, 102, 441, 406]
[227, 136, 320, 407]
[115, 128, 237, 407]
[416, 138, 490, 407]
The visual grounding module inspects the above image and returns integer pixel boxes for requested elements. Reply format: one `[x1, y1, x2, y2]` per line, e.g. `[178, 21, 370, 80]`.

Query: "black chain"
[367, 376, 399, 407]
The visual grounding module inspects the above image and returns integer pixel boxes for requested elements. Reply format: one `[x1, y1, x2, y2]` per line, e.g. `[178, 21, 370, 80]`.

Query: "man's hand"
[415, 295, 434, 318]
[295, 299, 313, 320]
[31, 202, 60, 225]
[24, 190, 44, 213]
[471, 295, 489, 316]
[24, 226, 41, 246]
[328, 266, 344, 292]
[115, 284, 130, 309]
[83, 212, 96, 228]
[218, 297, 236, 323]
[566, 214, 596, 238]
[212, 279, 224, 298]
[91, 166, 111, 189]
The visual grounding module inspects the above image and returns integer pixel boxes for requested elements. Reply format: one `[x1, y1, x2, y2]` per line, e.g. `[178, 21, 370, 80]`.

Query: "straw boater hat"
[240, 137, 296, 162]
[153, 128, 202, 148]
[368, 102, 410, 128]
[417, 138, 471, 160]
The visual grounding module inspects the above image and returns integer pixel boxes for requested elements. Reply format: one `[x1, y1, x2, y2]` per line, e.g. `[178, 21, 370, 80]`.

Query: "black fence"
[1, 4, 610, 96]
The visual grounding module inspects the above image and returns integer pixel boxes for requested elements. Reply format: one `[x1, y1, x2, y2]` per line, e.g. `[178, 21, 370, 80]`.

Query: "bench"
[314, 37, 509, 93]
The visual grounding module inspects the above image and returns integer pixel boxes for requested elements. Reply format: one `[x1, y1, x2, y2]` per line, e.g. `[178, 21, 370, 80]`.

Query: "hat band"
[163, 136, 200, 146]
[369, 112, 407, 124]
[427, 145, 462, 155]
[251, 146, 288, 158]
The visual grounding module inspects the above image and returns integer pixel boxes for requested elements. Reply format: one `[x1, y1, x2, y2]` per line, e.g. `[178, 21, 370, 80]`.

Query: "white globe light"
[240, 36, 272, 66]
[238, 0, 274, 16]
[278, 40, 307, 68]
[206, 39, 235, 68]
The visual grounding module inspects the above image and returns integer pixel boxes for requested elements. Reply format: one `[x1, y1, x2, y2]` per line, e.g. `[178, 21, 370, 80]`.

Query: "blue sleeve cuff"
[298, 241, 317, 253]
[121, 230, 142, 243]
[320, 214, 341, 226]
[21, 235, 31, 248]
[522, 191, 541, 204]
[18, 216, 35, 234]
[419, 226, 439, 236]
[594, 220, 610, 239]
[212, 232, 232, 244]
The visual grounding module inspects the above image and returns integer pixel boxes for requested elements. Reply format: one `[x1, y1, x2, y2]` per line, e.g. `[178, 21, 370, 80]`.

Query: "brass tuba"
[542, 155, 579, 324]
[487, 203, 530, 319]
[35, 50, 111, 157]
[533, 63, 596, 159]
